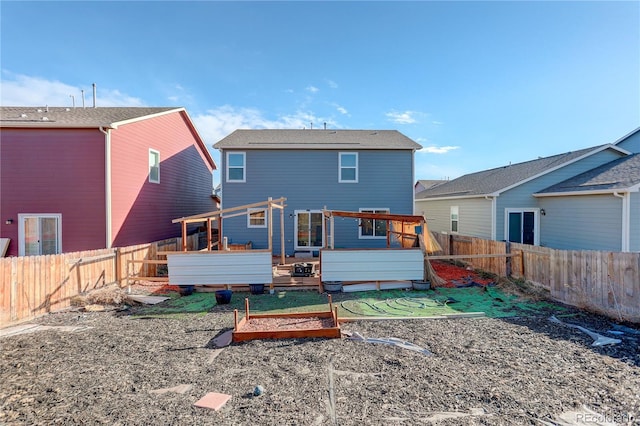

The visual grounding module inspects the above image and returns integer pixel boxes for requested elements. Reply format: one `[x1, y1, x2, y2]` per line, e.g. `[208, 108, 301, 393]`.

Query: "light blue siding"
[539, 194, 623, 251]
[495, 148, 625, 241]
[630, 192, 640, 252]
[616, 130, 640, 153]
[220, 149, 415, 255]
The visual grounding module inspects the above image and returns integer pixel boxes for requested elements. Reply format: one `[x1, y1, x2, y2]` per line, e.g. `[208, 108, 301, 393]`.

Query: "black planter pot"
[215, 289, 233, 304]
[412, 280, 431, 291]
[249, 284, 265, 295]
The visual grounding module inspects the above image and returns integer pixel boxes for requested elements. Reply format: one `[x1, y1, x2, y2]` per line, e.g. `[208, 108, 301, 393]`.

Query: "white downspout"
[613, 191, 629, 252]
[100, 127, 112, 248]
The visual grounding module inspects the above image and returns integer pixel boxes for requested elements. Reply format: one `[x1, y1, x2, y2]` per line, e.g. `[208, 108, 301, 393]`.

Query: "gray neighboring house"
[415, 127, 640, 252]
[414, 179, 447, 195]
[214, 129, 422, 255]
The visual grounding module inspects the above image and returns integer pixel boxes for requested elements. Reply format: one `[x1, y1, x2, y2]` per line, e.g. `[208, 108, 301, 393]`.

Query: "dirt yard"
[1, 285, 639, 425]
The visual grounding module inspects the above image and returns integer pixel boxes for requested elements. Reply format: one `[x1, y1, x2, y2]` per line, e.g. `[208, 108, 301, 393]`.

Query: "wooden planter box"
[232, 297, 341, 342]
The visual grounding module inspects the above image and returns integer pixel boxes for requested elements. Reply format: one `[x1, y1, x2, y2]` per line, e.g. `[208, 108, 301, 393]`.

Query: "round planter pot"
[215, 289, 233, 304]
[249, 284, 265, 295]
[323, 281, 343, 293]
[412, 280, 431, 291]
[179, 285, 194, 296]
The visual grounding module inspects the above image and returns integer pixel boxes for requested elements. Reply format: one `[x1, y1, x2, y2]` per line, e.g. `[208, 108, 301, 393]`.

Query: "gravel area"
[1, 294, 639, 425]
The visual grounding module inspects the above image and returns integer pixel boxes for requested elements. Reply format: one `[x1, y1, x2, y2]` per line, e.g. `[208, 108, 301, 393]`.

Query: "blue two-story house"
[214, 129, 422, 256]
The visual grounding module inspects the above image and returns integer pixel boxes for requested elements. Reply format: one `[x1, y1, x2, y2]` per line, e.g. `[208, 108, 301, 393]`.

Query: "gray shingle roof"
[0, 106, 180, 128]
[536, 153, 640, 194]
[213, 129, 422, 150]
[415, 145, 611, 200]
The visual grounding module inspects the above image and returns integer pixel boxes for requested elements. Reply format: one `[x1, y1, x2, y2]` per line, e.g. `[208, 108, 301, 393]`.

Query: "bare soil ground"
[1, 284, 639, 425]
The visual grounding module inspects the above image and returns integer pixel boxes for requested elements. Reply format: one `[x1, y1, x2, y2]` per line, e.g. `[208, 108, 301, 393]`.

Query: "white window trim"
[18, 213, 62, 256]
[503, 208, 540, 246]
[226, 151, 246, 183]
[358, 208, 389, 239]
[450, 206, 459, 234]
[339, 152, 358, 183]
[149, 149, 160, 183]
[247, 208, 267, 228]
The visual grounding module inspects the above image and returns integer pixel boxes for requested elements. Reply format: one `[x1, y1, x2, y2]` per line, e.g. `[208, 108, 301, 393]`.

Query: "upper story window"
[247, 208, 267, 228]
[450, 206, 459, 233]
[149, 149, 160, 183]
[359, 208, 389, 239]
[227, 152, 246, 182]
[339, 152, 358, 183]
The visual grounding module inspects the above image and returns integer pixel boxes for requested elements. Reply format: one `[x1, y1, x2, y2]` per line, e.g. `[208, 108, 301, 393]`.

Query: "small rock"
[253, 385, 265, 396]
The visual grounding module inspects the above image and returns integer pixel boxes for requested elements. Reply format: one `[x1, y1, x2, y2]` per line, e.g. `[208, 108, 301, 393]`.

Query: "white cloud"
[0, 72, 145, 107]
[432, 120, 443, 125]
[418, 145, 460, 154]
[192, 105, 322, 147]
[385, 110, 417, 124]
[326, 79, 338, 89]
[306, 85, 319, 93]
[329, 102, 348, 115]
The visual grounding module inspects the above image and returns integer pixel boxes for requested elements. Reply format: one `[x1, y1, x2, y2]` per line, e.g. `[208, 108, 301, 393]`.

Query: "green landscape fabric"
[134, 287, 565, 319]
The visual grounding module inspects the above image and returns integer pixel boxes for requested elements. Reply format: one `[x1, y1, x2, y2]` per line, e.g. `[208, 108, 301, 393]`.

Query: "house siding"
[538, 194, 623, 251]
[220, 149, 415, 254]
[110, 111, 214, 247]
[0, 128, 106, 256]
[415, 197, 492, 238]
[495, 148, 625, 241]
[616, 130, 640, 153]
[630, 192, 640, 252]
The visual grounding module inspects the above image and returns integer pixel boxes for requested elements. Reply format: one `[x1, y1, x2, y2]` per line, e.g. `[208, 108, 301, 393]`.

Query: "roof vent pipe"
[92, 83, 97, 108]
[81, 90, 85, 108]
[324, 122, 327, 130]
[70, 95, 75, 108]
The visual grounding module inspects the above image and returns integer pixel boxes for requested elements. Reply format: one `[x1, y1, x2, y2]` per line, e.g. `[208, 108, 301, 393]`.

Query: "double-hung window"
[149, 149, 160, 183]
[359, 208, 389, 239]
[450, 206, 459, 233]
[247, 208, 267, 228]
[227, 152, 246, 182]
[339, 152, 358, 183]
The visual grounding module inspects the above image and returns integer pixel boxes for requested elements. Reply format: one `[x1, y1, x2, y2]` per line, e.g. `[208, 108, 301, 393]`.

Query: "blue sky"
[2, 1, 639, 186]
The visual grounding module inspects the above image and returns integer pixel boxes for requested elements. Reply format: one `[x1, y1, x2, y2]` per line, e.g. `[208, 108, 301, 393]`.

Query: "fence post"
[10, 257, 18, 321]
[505, 241, 511, 277]
[115, 248, 122, 287]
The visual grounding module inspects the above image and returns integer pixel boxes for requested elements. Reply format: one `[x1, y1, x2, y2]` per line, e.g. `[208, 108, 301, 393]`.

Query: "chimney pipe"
[324, 122, 327, 130]
[70, 95, 75, 108]
[92, 83, 97, 108]
[81, 90, 85, 108]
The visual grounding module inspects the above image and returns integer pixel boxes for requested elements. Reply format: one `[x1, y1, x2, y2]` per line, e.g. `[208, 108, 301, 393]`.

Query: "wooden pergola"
[171, 197, 287, 263]
[321, 209, 426, 249]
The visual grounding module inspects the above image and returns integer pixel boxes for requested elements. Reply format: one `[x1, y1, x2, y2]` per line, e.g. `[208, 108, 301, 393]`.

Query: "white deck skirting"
[321, 249, 423, 283]
[167, 250, 273, 286]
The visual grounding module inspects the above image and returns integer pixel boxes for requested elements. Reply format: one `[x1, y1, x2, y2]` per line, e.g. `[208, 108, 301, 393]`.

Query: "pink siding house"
[0, 106, 216, 256]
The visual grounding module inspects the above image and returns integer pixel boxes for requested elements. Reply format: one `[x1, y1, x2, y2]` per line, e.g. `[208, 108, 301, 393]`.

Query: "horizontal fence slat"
[431, 232, 640, 323]
[0, 233, 206, 328]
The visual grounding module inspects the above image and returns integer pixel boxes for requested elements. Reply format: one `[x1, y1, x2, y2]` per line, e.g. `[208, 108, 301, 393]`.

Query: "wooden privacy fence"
[431, 232, 640, 322]
[0, 233, 201, 328]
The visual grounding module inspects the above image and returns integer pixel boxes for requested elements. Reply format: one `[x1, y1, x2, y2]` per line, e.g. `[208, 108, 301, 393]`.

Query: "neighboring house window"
[450, 206, 459, 233]
[227, 152, 246, 182]
[18, 214, 62, 256]
[149, 149, 160, 183]
[359, 208, 389, 239]
[247, 208, 267, 228]
[339, 152, 358, 183]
